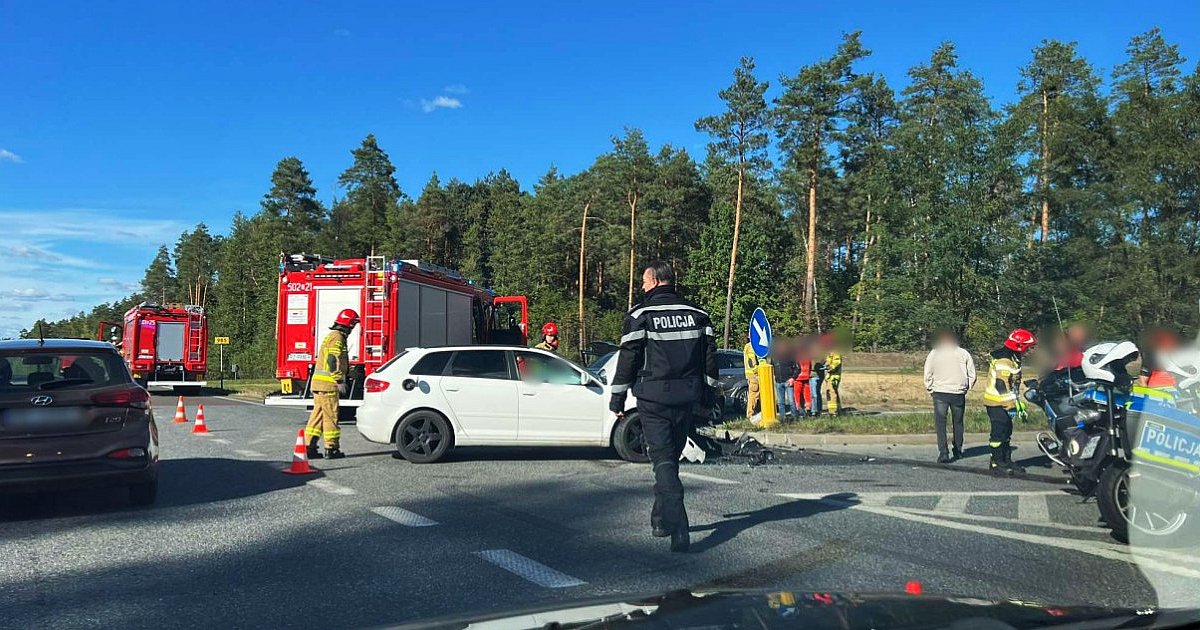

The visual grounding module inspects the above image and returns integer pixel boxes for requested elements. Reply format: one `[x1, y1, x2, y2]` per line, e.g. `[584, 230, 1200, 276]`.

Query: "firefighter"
[743, 331, 760, 418]
[611, 261, 718, 553]
[306, 308, 359, 460]
[822, 338, 842, 416]
[534, 322, 559, 353]
[984, 328, 1036, 475]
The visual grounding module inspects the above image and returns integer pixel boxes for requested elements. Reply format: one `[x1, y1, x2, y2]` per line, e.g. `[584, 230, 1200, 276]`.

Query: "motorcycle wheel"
[1098, 463, 1192, 547]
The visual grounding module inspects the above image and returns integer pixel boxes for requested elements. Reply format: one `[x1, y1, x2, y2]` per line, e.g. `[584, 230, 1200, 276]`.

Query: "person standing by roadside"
[821, 334, 843, 416]
[306, 309, 359, 460]
[771, 339, 796, 420]
[984, 328, 1037, 475]
[923, 330, 976, 463]
[610, 261, 718, 552]
[743, 331, 760, 418]
[793, 339, 814, 416]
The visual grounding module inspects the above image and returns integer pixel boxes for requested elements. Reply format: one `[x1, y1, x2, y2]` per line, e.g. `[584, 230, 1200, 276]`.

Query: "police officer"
[610, 261, 718, 553]
[534, 322, 559, 353]
[306, 309, 359, 459]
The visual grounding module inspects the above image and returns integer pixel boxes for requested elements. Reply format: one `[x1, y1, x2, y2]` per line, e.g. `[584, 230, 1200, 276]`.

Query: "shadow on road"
[441, 446, 621, 462]
[689, 492, 858, 553]
[0, 457, 320, 522]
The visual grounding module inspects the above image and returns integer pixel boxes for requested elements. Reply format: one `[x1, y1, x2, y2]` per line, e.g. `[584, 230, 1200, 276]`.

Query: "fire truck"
[266, 253, 528, 409]
[98, 302, 209, 392]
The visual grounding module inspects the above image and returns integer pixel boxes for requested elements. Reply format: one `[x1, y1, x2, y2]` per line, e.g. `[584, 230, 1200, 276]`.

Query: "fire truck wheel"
[612, 412, 650, 463]
[394, 410, 454, 463]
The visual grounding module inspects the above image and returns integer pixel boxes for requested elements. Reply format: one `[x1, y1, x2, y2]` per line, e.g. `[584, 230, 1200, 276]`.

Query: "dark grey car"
[0, 339, 159, 505]
[587, 348, 749, 420]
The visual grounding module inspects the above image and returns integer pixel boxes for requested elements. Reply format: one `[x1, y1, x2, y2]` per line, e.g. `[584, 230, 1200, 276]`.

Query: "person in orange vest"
[306, 309, 359, 459]
[534, 322, 559, 353]
[1140, 327, 1181, 390]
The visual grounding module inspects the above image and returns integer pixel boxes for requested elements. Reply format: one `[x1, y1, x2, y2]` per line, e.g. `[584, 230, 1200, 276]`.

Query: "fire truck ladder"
[363, 256, 388, 372]
[186, 306, 205, 363]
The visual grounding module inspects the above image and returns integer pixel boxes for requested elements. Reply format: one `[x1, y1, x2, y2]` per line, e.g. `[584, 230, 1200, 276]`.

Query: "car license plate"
[1, 407, 89, 433]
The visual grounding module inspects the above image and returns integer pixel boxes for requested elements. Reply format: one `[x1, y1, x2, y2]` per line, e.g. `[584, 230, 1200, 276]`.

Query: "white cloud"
[443, 84, 469, 95]
[0, 149, 22, 164]
[97, 277, 141, 292]
[0, 210, 183, 246]
[420, 96, 463, 113]
[11, 244, 63, 262]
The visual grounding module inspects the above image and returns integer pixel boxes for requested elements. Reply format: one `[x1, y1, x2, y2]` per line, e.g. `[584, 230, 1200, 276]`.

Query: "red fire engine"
[266, 253, 528, 408]
[98, 302, 208, 392]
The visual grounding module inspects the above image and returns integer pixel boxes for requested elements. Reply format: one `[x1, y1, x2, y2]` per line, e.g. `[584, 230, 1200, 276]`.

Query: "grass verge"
[720, 410, 1041, 435]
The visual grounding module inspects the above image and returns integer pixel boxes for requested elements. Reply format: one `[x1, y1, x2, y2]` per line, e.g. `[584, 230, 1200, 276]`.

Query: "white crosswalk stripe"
[370, 506, 438, 527]
[1018, 494, 1052, 523]
[933, 493, 969, 514]
[474, 549, 586, 588]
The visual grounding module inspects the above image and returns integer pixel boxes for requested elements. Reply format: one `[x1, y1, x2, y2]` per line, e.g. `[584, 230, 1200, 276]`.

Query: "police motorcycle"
[1026, 342, 1200, 544]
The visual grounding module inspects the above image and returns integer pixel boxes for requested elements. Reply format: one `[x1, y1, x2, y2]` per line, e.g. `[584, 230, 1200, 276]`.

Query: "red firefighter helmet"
[1004, 328, 1037, 353]
[334, 309, 360, 328]
[542, 322, 559, 338]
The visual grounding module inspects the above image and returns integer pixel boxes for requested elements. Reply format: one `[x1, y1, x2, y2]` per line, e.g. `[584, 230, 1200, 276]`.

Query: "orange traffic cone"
[283, 428, 317, 475]
[172, 396, 188, 424]
[191, 404, 210, 435]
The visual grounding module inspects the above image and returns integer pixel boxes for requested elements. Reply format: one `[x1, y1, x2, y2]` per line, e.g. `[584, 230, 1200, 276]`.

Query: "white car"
[356, 346, 648, 463]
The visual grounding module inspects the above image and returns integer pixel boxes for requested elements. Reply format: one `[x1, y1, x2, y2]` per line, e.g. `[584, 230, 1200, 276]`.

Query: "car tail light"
[108, 447, 147, 459]
[365, 378, 390, 393]
[93, 386, 151, 409]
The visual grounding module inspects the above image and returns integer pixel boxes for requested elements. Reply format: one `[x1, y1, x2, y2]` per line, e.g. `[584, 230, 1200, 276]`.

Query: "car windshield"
[7, 3, 1200, 628]
[0, 350, 129, 392]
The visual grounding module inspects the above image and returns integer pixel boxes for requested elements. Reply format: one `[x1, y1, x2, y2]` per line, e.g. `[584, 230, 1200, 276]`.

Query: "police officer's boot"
[307, 437, 323, 459]
[651, 517, 670, 538]
[326, 447, 346, 460]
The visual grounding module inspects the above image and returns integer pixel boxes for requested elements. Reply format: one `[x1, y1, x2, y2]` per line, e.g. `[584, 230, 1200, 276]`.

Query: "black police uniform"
[609, 285, 718, 550]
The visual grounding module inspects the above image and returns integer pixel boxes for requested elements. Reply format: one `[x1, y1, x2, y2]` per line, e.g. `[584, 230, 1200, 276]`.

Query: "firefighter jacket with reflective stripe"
[312, 329, 348, 392]
[824, 352, 842, 376]
[609, 285, 719, 411]
[743, 342, 759, 379]
[983, 347, 1021, 409]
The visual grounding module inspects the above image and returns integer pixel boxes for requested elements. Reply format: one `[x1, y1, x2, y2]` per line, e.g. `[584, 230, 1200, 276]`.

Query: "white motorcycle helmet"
[1161, 345, 1200, 390]
[1081, 341, 1140, 385]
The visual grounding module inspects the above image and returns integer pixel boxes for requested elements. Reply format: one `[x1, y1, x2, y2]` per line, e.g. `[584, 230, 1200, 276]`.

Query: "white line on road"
[370, 506, 438, 527]
[679, 471, 741, 485]
[890, 507, 1103, 533]
[474, 550, 586, 588]
[309, 479, 357, 496]
[217, 396, 266, 407]
[234, 449, 264, 458]
[933, 493, 969, 514]
[1018, 494, 1051, 523]
[212, 438, 231, 445]
[778, 493, 1200, 580]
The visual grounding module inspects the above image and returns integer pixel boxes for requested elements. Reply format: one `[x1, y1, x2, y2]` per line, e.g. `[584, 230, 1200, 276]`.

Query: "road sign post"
[215, 337, 230, 390]
[749, 308, 779, 428]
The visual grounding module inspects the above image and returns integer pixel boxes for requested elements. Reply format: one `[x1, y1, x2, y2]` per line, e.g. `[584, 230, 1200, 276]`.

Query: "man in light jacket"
[924, 330, 977, 463]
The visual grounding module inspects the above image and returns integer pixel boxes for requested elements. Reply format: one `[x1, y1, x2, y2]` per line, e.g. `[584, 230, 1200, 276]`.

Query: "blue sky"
[1, 0, 1198, 337]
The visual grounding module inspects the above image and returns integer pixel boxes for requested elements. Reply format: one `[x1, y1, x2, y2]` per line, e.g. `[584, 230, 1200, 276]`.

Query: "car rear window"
[410, 351, 451, 376]
[0, 350, 131, 392]
[447, 351, 510, 379]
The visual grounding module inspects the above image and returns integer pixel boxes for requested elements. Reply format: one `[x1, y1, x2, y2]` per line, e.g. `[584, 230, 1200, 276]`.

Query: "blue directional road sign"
[749, 307, 772, 359]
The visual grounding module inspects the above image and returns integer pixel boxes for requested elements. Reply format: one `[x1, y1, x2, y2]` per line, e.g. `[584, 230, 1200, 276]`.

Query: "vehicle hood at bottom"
[386, 589, 1185, 630]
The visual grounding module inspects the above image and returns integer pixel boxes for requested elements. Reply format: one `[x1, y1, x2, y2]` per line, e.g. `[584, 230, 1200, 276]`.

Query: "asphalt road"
[3, 392, 1199, 629]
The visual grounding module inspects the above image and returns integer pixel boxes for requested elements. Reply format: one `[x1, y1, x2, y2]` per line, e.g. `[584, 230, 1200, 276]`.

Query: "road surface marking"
[890, 507, 1103, 533]
[1018, 494, 1051, 523]
[933, 493, 969, 514]
[216, 396, 265, 406]
[370, 506, 438, 527]
[777, 493, 1200, 580]
[679, 471, 740, 485]
[474, 550, 586, 588]
[234, 449, 264, 458]
[212, 438, 231, 445]
[309, 479, 356, 496]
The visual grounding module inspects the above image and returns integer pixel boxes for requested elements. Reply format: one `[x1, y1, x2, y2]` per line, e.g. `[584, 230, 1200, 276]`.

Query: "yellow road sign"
[214, 337, 230, 345]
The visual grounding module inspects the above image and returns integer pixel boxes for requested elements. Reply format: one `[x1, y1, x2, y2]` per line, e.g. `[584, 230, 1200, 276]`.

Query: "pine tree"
[695, 56, 771, 347]
[140, 245, 177, 303]
[333, 134, 404, 256]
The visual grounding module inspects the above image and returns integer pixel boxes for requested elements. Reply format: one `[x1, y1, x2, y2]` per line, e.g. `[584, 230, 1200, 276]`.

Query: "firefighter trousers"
[746, 376, 760, 418]
[640, 400, 691, 535]
[306, 391, 341, 449]
[824, 375, 841, 414]
[986, 405, 1014, 459]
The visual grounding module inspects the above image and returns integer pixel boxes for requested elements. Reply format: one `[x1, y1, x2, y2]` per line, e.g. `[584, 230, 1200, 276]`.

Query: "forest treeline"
[26, 29, 1200, 377]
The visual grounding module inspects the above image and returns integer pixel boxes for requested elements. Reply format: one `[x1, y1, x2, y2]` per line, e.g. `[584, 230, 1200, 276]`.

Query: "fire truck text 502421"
[286, 282, 313, 292]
